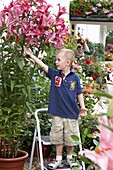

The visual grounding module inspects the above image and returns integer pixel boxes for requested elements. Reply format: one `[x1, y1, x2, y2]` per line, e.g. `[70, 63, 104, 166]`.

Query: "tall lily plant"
[0, 0, 69, 158]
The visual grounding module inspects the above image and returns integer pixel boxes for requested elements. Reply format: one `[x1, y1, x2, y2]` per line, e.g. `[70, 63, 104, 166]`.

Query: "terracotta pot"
[0, 150, 28, 170]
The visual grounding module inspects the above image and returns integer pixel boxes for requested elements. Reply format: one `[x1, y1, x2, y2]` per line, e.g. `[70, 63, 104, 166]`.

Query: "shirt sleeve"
[77, 76, 84, 94]
[46, 67, 55, 79]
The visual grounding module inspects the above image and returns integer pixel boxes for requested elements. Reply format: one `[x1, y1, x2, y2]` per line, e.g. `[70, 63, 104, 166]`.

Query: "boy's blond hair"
[56, 49, 75, 65]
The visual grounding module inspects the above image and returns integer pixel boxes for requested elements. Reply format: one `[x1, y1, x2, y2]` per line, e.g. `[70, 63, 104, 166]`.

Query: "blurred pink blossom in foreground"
[81, 115, 113, 170]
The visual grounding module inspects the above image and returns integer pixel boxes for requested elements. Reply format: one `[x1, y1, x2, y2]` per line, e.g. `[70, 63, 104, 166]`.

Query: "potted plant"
[0, 0, 69, 169]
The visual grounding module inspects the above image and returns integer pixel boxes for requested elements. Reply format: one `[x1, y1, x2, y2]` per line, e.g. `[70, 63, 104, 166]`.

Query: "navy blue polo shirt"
[46, 67, 83, 119]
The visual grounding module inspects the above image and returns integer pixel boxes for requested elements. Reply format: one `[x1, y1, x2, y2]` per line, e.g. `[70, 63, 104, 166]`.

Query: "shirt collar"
[58, 69, 75, 76]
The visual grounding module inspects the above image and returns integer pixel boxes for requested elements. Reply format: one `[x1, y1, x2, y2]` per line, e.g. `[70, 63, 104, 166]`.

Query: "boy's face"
[55, 52, 69, 71]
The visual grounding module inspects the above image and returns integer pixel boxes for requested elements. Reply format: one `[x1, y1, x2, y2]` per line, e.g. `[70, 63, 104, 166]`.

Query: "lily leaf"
[17, 59, 23, 70]
[100, 123, 113, 132]
[71, 134, 80, 145]
[11, 80, 15, 92]
[107, 98, 113, 118]
[90, 90, 113, 99]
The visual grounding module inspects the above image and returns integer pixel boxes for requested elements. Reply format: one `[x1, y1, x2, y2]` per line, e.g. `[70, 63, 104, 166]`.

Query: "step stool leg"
[77, 122, 85, 170]
[29, 127, 37, 170]
[36, 118, 45, 170]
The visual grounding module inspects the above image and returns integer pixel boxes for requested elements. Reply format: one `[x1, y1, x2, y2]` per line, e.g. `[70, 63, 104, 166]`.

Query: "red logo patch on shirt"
[55, 76, 62, 87]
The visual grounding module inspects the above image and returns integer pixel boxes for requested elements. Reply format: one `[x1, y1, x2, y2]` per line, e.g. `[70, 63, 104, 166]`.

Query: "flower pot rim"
[0, 150, 28, 162]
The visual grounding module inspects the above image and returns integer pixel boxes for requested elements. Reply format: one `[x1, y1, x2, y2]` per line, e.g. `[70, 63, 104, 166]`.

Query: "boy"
[24, 47, 87, 169]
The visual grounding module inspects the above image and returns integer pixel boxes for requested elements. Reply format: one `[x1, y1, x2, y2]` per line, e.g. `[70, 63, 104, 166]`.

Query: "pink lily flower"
[81, 116, 113, 170]
[0, 0, 69, 50]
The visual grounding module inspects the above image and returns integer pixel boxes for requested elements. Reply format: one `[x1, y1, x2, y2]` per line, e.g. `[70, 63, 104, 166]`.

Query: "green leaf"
[27, 85, 31, 101]
[84, 128, 88, 135]
[90, 90, 113, 99]
[26, 102, 33, 112]
[71, 134, 79, 141]
[2, 107, 12, 113]
[87, 134, 93, 138]
[10, 80, 15, 92]
[15, 84, 25, 88]
[17, 59, 23, 70]
[93, 139, 99, 146]
[9, 113, 20, 118]
[4, 116, 9, 124]
[71, 152, 77, 157]
[22, 87, 26, 95]
[107, 98, 113, 118]
[79, 155, 89, 163]
[100, 123, 113, 132]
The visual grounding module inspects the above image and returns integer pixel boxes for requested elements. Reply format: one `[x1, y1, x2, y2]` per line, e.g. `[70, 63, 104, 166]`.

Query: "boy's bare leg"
[66, 146, 74, 155]
[56, 144, 64, 155]
[56, 145, 74, 156]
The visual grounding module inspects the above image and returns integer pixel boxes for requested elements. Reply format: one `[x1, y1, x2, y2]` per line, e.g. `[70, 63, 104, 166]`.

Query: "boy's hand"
[24, 46, 32, 56]
[80, 108, 87, 116]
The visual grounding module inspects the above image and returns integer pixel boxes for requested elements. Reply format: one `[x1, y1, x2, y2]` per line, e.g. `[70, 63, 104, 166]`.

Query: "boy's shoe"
[47, 160, 64, 169]
[66, 159, 78, 168]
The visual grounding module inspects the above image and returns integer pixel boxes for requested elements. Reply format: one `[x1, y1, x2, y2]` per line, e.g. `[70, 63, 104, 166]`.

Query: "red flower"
[85, 92, 90, 97]
[85, 58, 91, 64]
[92, 73, 98, 80]
[74, 12, 79, 16]
[84, 82, 97, 92]
[27, 121, 31, 125]
[85, 37, 89, 43]
[42, 146, 47, 151]
[15, 37, 19, 42]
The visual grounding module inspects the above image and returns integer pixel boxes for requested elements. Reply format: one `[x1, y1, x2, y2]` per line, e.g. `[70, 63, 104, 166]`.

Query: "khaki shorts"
[50, 116, 79, 146]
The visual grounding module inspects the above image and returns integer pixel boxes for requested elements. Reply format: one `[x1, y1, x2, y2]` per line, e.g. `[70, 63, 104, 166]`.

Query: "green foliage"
[86, 41, 105, 62]
[72, 114, 99, 169]
[79, 115, 99, 149]
[70, 0, 113, 17]
[0, 35, 38, 157]
[0, 1, 59, 158]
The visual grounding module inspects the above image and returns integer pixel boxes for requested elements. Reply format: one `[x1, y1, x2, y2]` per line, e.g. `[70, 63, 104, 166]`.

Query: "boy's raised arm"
[24, 46, 48, 73]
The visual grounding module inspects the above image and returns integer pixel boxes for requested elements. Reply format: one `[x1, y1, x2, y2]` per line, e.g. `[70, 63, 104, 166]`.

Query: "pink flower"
[57, 3, 67, 18]
[86, 11, 92, 15]
[104, 9, 109, 14]
[92, 7, 97, 13]
[0, 11, 5, 28]
[93, 131, 100, 138]
[108, 13, 113, 17]
[27, 121, 31, 125]
[0, 0, 69, 50]
[81, 116, 113, 170]
[96, 3, 102, 7]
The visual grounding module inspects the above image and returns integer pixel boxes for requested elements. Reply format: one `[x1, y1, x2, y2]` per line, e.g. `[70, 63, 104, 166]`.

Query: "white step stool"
[29, 108, 85, 170]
